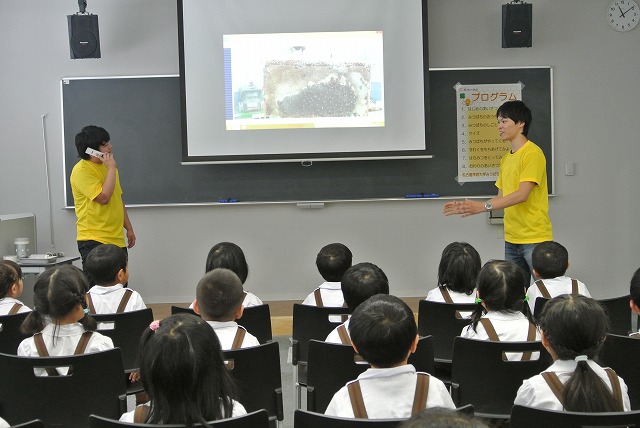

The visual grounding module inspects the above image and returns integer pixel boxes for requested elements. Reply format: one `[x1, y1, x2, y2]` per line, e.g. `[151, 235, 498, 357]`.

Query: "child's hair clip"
[523, 295, 530, 302]
[149, 320, 161, 331]
[475, 297, 483, 304]
[83, 308, 90, 314]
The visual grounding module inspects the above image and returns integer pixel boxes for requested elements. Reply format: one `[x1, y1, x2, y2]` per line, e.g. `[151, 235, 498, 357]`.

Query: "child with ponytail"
[0, 260, 30, 315]
[514, 294, 630, 411]
[461, 260, 539, 360]
[17, 265, 113, 375]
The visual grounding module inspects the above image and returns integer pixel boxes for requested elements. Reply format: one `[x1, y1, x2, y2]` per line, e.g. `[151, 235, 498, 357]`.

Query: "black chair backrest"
[533, 297, 549, 322]
[88, 409, 270, 428]
[222, 341, 283, 422]
[598, 295, 633, 335]
[509, 404, 640, 427]
[417, 300, 474, 363]
[600, 333, 640, 410]
[0, 348, 126, 428]
[170, 304, 273, 344]
[306, 336, 435, 413]
[0, 311, 30, 354]
[294, 410, 405, 428]
[451, 337, 550, 418]
[292, 304, 352, 365]
[91, 308, 154, 370]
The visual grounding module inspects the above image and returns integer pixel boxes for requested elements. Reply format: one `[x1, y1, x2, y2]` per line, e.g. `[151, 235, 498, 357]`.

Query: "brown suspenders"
[33, 331, 94, 376]
[337, 324, 352, 345]
[479, 318, 537, 361]
[314, 289, 324, 307]
[86, 289, 133, 314]
[8, 303, 22, 315]
[439, 287, 454, 304]
[542, 368, 624, 411]
[535, 279, 579, 299]
[133, 404, 150, 423]
[231, 326, 246, 350]
[347, 373, 430, 419]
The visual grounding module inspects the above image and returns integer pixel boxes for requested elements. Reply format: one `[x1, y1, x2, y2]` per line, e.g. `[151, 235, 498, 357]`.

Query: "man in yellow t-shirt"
[70, 126, 136, 275]
[443, 101, 552, 281]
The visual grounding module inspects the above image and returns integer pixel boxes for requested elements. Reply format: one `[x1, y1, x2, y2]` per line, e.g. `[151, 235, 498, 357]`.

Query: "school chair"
[416, 300, 474, 382]
[509, 404, 640, 428]
[88, 409, 270, 428]
[0, 348, 127, 428]
[600, 333, 640, 410]
[450, 337, 550, 419]
[171, 304, 273, 344]
[222, 341, 283, 428]
[597, 295, 634, 335]
[91, 308, 154, 394]
[0, 311, 30, 354]
[305, 336, 435, 413]
[293, 410, 406, 428]
[291, 303, 352, 408]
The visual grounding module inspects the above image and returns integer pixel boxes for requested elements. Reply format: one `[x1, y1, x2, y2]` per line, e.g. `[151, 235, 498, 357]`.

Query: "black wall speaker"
[67, 14, 101, 59]
[502, 3, 532, 48]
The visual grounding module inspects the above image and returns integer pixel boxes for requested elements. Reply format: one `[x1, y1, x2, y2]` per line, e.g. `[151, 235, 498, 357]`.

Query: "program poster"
[455, 83, 522, 183]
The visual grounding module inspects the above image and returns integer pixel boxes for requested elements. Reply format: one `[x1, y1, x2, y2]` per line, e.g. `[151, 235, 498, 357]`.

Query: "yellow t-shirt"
[70, 160, 125, 246]
[496, 140, 552, 244]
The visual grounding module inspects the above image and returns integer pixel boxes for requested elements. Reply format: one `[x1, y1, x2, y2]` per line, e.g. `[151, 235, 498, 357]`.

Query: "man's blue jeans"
[505, 242, 538, 285]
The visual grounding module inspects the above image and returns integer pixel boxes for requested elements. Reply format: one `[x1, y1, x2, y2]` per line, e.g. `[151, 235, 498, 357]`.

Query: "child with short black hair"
[425, 242, 481, 304]
[120, 313, 246, 424]
[629, 267, 640, 336]
[84, 244, 146, 313]
[18, 265, 113, 375]
[302, 243, 353, 307]
[461, 260, 539, 360]
[205, 242, 262, 307]
[526, 241, 591, 313]
[0, 260, 30, 315]
[325, 262, 389, 344]
[514, 294, 630, 411]
[325, 294, 455, 418]
[193, 268, 259, 350]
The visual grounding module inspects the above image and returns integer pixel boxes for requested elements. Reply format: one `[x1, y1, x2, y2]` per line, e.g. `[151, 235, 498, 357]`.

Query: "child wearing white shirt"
[0, 260, 31, 315]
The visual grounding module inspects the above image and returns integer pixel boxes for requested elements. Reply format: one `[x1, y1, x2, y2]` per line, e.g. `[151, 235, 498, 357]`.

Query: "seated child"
[18, 265, 113, 375]
[302, 243, 353, 307]
[0, 260, 31, 315]
[399, 407, 490, 428]
[205, 242, 262, 307]
[325, 294, 455, 418]
[514, 294, 631, 411]
[325, 262, 389, 344]
[84, 244, 146, 313]
[526, 241, 591, 313]
[461, 260, 540, 361]
[120, 313, 246, 423]
[193, 268, 260, 350]
[629, 267, 640, 337]
[425, 242, 481, 305]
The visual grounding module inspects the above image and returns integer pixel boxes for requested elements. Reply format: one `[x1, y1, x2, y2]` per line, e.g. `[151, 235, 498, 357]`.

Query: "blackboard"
[62, 68, 553, 206]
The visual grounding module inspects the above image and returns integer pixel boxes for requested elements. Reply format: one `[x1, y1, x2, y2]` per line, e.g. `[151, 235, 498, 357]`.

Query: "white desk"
[19, 256, 81, 275]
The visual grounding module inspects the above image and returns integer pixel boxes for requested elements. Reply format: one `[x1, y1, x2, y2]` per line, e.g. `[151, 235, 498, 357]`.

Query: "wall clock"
[607, 0, 639, 31]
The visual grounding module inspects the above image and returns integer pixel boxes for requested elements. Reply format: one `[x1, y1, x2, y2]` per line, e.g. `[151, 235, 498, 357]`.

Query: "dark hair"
[341, 262, 389, 310]
[0, 260, 22, 298]
[532, 241, 569, 279]
[21, 265, 96, 335]
[84, 244, 128, 285]
[205, 242, 249, 284]
[437, 242, 481, 295]
[630, 267, 640, 308]
[496, 100, 532, 136]
[349, 294, 417, 368]
[139, 313, 237, 425]
[539, 295, 620, 412]
[196, 268, 244, 320]
[316, 243, 353, 282]
[399, 408, 490, 428]
[75, 125, 110, 160]
[470, 260, 532, 331]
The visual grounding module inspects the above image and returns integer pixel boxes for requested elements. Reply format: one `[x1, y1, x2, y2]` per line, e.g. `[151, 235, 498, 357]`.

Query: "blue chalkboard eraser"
[422, 193, 440, 198]
[219, 198, 239, 203]
[228, 199, 239, 203]
[405, 194, 422, 198]
[218, 199, 228, 203]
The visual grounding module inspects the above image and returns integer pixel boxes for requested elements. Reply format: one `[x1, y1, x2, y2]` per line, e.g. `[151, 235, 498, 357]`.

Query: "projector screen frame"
[177, 0, 430, 165]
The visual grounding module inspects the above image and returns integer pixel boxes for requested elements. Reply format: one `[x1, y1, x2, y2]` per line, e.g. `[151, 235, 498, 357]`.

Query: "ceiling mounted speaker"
[67, 14, 101, 59]
[502, 3, 532, 48]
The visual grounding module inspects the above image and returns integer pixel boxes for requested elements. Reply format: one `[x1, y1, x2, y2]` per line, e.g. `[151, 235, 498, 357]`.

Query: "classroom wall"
[1, 0, 638, 303]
